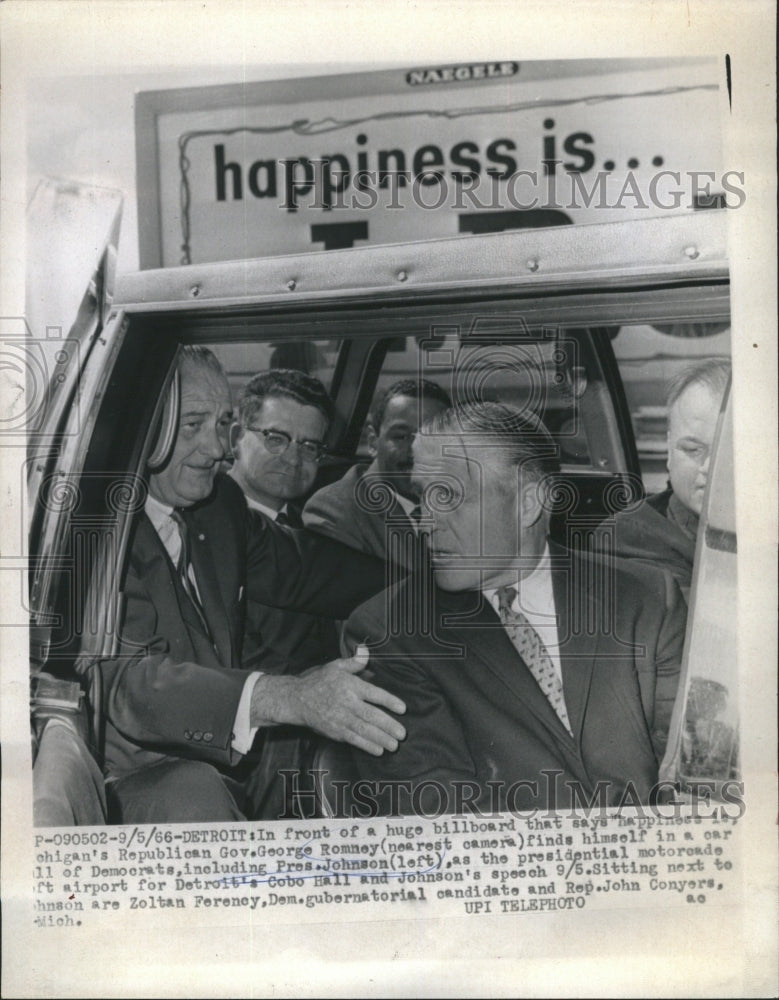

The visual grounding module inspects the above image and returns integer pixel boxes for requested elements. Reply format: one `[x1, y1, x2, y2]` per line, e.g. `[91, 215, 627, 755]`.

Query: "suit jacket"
[613, 489, 697, 602]
[102, 474, 386, 781]
[241, 503, 341, 673]
[303, 462, 419, 570]
[342, 545, 686, 814]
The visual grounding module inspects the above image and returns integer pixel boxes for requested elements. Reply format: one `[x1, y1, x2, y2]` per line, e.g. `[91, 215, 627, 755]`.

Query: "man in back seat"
[614, 358, 730, 601]
[229, 368, 340, 673]
[303, 378, 451, 566]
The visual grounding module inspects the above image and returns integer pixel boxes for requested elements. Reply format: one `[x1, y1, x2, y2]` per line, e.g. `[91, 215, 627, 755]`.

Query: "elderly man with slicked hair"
[102, 347, 406, 824]
[338, 401, 686, 816]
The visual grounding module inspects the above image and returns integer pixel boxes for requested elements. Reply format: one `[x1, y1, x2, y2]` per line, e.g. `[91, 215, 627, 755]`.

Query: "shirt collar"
[394, 491, 418, 518]
[245, 494, 288, 521]
[364, 460, 419, 518]
[145, 492, 175, 532]
[483, 544, 554, 611]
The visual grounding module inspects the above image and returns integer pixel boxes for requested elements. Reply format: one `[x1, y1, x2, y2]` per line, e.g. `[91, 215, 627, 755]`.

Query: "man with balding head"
[102, 346, 406, 823]
[615, 358, 731, 601]
[340, 401, 686, 815]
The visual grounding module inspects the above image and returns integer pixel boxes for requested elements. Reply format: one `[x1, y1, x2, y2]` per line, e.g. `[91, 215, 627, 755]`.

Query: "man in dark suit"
[229, 368, 340, 673]
[614, 358, 731, 602]
[303, 378, 451, 566]
[102, 347, 406, 824]
[341, 401, 686, 815]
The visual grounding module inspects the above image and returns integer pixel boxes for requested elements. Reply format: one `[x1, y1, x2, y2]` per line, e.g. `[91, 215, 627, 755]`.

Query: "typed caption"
[32, 808, 741, 928]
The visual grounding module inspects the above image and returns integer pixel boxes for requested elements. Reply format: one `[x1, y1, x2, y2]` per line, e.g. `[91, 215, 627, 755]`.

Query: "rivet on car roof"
[526, 258, 539, 272]
[286, 279, 297, 291]
[189, 284, 201, 298]
[684, 246, 700, 260]
[397, 270, 408, 282]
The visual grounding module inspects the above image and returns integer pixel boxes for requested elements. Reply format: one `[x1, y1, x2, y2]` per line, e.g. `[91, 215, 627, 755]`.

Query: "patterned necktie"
[496, 585, 572, 735]
[170, 510, 212, 638]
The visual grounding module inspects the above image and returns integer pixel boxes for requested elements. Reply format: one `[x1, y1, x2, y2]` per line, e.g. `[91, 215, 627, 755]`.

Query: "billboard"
[135, 57, 733, 268]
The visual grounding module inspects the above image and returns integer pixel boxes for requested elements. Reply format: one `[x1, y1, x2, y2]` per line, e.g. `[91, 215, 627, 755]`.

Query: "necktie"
[496, 585, 572, 735]
[275, 507, 303, 528]
[170, 510, 212, 639]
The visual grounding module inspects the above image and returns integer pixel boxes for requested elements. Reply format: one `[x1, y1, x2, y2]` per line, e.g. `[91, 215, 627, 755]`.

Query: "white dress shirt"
[144, 493, 184, 569]
[394, 490, 419, 525]
[144, 494, 259, 755]
[483, 545, 563, 683]
[244, 495, 288, 521]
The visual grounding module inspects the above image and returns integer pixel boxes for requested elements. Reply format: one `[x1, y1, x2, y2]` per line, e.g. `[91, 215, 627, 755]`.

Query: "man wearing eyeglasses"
[229, 369, 341, 674]
[101, 348, 406, 824]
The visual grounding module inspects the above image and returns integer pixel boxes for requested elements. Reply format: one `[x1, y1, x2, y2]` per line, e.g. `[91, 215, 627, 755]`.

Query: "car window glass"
[210, 338, 341, 401]
[611, 322, 731, 492]
[358, 328, 610, 473]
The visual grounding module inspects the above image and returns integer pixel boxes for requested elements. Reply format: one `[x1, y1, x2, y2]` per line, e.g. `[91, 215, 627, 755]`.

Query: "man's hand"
[250, 645, 406, 755]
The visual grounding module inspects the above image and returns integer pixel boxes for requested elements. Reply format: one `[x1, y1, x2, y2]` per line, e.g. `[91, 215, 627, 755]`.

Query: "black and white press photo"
[1, 2, 776, 997]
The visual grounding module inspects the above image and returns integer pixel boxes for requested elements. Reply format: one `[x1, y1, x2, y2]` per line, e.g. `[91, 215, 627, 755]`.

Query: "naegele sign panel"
[135, 57, 736, 269]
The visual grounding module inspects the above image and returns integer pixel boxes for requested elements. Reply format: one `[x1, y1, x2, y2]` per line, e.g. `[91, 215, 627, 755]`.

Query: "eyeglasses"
[245, 426, 327, 463]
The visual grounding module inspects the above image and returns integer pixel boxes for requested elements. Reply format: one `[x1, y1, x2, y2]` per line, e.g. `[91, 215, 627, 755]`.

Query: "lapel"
[549, 543, 600, 744]
[183, 508, 233, 667]
[438, 587, 575, 746]
[132, 514, 217, 652]
[437, 545, 602, 747]
[355, 465, 417, 563]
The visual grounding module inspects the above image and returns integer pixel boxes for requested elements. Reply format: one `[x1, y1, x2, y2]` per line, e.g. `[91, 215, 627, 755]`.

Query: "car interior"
[27, 257, 734, 823]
